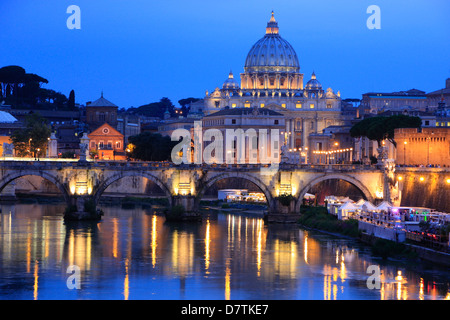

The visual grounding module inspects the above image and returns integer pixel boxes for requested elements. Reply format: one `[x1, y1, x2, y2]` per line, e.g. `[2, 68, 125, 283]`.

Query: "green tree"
[0, 66, 48, 107]
[68, 89, 75, 109]
[178, 97, 200, 115]
[132, 97, 175, 118]
[10, 113, 51, 157]
[128, 132, 179, 161]
[350, 115, 421, 147]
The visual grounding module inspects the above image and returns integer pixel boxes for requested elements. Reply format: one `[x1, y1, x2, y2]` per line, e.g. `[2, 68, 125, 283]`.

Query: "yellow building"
[395, 127, 450, 167]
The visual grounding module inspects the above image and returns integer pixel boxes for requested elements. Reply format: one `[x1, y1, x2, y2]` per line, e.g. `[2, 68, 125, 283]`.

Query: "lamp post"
[403, 141, 407, 166]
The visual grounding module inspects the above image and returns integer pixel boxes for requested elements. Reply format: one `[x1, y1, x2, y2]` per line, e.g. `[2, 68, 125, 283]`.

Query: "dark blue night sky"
[1, 0, 449, 108]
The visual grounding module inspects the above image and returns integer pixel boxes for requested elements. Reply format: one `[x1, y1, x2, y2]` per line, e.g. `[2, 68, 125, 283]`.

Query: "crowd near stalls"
[218, 189, 266, 203]
[324, 195, 450, 249]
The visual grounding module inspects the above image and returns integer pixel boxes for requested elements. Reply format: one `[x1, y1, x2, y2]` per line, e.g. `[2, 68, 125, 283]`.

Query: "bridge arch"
[0, 171, 70, 203]
[195, 172, 275, 210]
[93, 171, 173, 207]
[295, 173, 375, 213]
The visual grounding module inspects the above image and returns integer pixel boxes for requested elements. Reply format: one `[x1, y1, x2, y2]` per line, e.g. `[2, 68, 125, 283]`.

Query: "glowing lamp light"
[398, 176, 403, 181]
[375, 190, 383, 199]
[177, 183, 191, 196]
[291, 186, 297, 196]
[419, 176, 425, 182]
[446, 179, 450, 184]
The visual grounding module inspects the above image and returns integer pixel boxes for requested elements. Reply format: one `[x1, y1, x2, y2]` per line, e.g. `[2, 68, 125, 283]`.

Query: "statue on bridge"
[2, 143, 13, 157]
[79, 133, 90, 161]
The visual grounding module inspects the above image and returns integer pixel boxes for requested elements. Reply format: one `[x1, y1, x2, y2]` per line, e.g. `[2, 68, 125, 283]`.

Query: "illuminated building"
[360, 89, 428, 116]
[202, 107, 285, 163]
[190, 12, 343, 151]
[395, 127, 450, 167]
[88, 123, 126, 160]
[86, 92, 118, 130]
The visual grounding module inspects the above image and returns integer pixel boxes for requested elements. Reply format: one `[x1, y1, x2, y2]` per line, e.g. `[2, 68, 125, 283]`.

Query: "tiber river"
[0, 202, 449, 300]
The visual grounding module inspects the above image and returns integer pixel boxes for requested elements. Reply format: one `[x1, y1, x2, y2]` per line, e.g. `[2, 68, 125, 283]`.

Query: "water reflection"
[0, 203, 449, 300]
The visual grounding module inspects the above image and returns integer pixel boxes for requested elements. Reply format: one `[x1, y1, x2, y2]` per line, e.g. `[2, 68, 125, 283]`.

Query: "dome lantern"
[266, 11, 279, 35]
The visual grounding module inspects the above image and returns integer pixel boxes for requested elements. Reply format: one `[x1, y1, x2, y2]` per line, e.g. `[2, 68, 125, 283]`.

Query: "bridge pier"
[0, 180, 17, 202]
[264, 196, 301, 223]
[64, 195, 103, 221]
[165, 195, 201, 222]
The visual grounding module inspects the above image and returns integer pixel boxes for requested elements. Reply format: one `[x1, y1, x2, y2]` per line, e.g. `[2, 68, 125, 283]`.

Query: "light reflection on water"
[0, 203, 449, 300]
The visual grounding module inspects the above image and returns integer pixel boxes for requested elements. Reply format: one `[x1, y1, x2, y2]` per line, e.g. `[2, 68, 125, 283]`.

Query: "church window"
[281, 103, 286, 108]
[296, 103, 302, 109]
[116, 141, 121, 149]
[274, 120, 279, 125]
[310, 104, 315, 109]
[327, 104, 332, 109]
[232, 119, 236, 124]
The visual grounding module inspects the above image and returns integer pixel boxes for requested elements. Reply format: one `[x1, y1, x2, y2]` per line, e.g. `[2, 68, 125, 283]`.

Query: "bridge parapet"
[0, 159, 395, 222]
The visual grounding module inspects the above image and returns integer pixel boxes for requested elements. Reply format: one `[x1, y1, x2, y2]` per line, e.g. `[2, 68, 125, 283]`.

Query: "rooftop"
[205, 107, 283, 117]
[87, 93, 118, 107]
[0, 110, 19, 123]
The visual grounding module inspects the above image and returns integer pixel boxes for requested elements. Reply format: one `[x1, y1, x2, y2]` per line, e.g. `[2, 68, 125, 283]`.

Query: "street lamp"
[403, 141, 407, 166]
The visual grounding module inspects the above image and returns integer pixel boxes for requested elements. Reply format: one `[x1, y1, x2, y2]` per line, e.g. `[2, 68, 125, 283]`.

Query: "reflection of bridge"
[0, 159, 395, 220]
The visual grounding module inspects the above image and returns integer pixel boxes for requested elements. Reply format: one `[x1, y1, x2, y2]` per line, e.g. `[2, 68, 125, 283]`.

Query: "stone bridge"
[0, 159, 396, 221]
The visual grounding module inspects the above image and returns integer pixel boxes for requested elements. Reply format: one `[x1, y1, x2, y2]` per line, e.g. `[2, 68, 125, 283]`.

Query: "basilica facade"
[190, 12, 344, 151]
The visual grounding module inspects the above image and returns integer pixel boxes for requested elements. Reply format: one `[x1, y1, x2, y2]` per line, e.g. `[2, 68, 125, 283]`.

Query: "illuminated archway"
[196, 172, 274, 211]
[0, 171, 70, 203]
[93, 172, 173, 207]
[295, 174, 374, 212]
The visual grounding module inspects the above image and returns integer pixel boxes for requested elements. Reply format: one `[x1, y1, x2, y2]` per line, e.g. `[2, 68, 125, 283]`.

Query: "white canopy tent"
[338, 201, 358, 220]
[376, 201, 392, 212]
[358, 200, 377, 211]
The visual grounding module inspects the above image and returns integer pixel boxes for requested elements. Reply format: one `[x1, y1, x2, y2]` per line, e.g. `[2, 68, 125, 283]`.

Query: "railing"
[396, 166, 450, 173]
[0, 158, 380, 171]
[406, 231, 450, 253]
